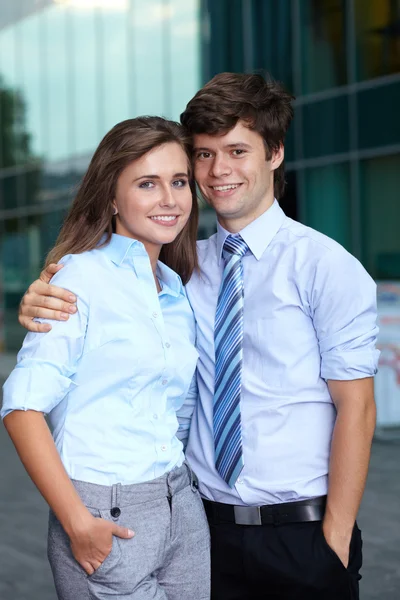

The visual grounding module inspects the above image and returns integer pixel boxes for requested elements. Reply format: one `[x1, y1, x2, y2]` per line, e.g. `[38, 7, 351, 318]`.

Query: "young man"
[18, 73, 378, 599]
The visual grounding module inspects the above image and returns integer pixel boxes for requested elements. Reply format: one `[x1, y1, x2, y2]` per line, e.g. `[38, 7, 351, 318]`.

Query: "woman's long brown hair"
[46, 117, 199, 284]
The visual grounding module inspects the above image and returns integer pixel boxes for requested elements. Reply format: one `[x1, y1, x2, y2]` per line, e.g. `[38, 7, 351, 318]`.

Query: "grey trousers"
[47, 463, 210, 600]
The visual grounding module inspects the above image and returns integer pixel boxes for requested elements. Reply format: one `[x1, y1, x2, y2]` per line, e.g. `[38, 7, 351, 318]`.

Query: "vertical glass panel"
[1, 217, 34, 351]
[131, 0, 167, 117]
[300, 0, 347, 94]
[169, 0, 200, 120]
[285, 116, 296, 163]
[304, 163, 351, 250]
[0, 22, 17, 90]
[204, 0, 231, 78]
[0, 83, 32, 169]
[355, 0, 400, 80]
[0, 20, 22, 169]
[0, 210, 67, 352]
[302, 96, 349, 159]
[0, 216, 4, 352]
[1, 172, 19, 210]
[71, 4, 99, 155]
[19, 12, 44, 158]
[361, 154, 400, 279]
[357, 81, 400, 150]
[99, 1, 129, 134]
[45, 4, 70, 161]
[253, 0, 293, 92]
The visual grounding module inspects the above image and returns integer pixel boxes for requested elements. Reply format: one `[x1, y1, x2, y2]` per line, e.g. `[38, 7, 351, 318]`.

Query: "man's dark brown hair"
[180, 72, 294, 199]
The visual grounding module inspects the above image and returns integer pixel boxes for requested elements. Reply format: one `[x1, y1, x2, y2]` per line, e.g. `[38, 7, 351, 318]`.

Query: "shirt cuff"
[320, 348, 380, 380]
[1, 365, 76, 419]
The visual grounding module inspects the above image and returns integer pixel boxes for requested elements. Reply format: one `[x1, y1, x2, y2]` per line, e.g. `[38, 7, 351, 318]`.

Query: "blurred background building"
[0, 0, 201, 350]
[0, 0, 399, 353]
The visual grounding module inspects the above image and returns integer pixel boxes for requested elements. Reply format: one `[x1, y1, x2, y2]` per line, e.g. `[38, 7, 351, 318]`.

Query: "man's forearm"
[324, 378, 376, 562]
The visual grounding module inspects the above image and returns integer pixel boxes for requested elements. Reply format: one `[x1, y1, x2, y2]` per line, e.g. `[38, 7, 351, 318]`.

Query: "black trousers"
[206, 512, 362, 600]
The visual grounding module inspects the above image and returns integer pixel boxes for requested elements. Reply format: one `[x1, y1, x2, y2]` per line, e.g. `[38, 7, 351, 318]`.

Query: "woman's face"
[113, 142, 192, 258]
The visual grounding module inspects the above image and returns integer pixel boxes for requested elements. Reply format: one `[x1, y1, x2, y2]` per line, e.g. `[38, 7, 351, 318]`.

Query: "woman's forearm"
[3, 410, 91, 537]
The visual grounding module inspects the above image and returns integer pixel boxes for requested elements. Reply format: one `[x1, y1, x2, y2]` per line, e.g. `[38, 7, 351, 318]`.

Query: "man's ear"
[271, 145, 284, 172]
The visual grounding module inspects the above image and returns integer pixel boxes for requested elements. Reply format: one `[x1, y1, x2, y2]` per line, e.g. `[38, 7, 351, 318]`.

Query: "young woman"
[1, 117, 210, 600]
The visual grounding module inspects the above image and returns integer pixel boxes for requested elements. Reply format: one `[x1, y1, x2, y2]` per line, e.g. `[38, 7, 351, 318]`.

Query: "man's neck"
[217, 200, 275, 234]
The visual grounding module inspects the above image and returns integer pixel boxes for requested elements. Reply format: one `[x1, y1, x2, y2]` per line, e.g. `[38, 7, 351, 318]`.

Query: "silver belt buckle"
[234, 505, 262, 525]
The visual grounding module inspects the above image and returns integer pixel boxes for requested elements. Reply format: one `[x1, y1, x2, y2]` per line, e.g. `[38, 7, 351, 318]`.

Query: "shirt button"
[152, 311, 158, 318]
[162, 379, 168, 385]
[237, 478, 243, 484]
[153, 414, 158, 420]
[161, 445, 167, 451]
[165, 342, 171, 348]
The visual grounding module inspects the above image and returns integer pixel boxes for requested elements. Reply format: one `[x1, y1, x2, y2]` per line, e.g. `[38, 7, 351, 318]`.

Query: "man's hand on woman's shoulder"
[19, 263, 78, 332]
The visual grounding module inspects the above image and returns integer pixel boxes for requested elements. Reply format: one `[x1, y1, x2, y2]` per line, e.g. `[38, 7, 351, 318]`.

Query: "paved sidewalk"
[0, 369, 399, 599]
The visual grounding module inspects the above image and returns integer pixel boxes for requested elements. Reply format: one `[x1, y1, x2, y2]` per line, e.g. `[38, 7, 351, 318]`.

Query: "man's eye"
[232, 149, 245, 156]
[197, 152, 211, 159]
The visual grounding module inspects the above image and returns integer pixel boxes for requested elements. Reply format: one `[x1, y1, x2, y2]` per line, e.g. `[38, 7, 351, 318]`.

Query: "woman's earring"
[113, 206, 118, 216]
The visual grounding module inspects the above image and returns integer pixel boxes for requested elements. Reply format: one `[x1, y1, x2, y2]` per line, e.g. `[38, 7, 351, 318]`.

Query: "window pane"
[72, 5, 99, 155]
[361, 154, 400, 279]
[45, 4, 70, 161]
[99, 3, 130, 133]
[253, 0, 293, 92]
[358, 81, 400, 150]
[19, 12, 44, 158]
[204, 0, 293, 92]
[132, 0, 167, 117]
[0, 209, 68, 352]
[302, 95, 349, 159]
[355, 0, 400, 81]
[300, 0, 347, 94]
[0, 23, 29, 169]
[285, 115, 296, 163]
[304, 163, 351, 250]
[169, 0, 201, 120]
[1, 217, 40, 351]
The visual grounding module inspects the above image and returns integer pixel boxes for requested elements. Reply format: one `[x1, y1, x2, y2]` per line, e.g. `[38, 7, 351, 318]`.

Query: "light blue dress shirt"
[1, 234, 198, 486]
[185, 200, 380, 506]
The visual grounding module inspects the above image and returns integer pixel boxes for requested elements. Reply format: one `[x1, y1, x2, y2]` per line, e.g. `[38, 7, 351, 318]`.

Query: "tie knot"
[223, 235, 248, 258]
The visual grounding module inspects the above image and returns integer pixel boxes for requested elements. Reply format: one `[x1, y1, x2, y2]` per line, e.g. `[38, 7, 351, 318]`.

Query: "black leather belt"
[203, 496, 326, 526]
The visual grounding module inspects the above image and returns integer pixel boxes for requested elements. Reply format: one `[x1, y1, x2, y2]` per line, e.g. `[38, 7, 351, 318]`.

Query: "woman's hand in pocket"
[69, 514, 134, 575]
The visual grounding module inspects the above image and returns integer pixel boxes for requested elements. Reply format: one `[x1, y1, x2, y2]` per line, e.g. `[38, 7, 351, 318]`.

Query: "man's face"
[193, 121, 284, 232]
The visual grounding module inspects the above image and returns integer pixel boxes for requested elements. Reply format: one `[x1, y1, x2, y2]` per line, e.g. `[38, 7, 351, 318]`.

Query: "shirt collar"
[99, 233, 147, 265]
[156, 261, 184, 298]
[99, 233, 184, 298]
[216, 200, 286, 265]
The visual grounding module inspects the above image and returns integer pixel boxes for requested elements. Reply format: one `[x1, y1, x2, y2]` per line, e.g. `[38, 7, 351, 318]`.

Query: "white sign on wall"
[375, 282, 400, 428]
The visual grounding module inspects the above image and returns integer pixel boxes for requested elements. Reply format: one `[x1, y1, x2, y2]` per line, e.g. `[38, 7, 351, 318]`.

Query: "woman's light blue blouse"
[1, 234, 198, 485]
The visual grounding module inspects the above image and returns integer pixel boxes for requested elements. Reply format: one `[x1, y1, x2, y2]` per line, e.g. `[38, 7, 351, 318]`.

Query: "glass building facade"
[0, 0, 201, 351]
[1, 0, 399, 352]
[202, 0, 400, 277]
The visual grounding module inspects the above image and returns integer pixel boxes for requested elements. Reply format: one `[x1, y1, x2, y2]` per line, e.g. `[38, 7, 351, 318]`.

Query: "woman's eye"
[139, 181, 154, 189]
[172, 179, 188, 188]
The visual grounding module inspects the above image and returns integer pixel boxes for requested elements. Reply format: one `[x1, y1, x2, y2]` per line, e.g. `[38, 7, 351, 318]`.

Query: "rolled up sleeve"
[1, 255, 89, 419]
[312, 249, 380, 381]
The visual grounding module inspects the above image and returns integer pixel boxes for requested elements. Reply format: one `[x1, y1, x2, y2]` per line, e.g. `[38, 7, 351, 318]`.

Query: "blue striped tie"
[214, 234, 248, 487]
